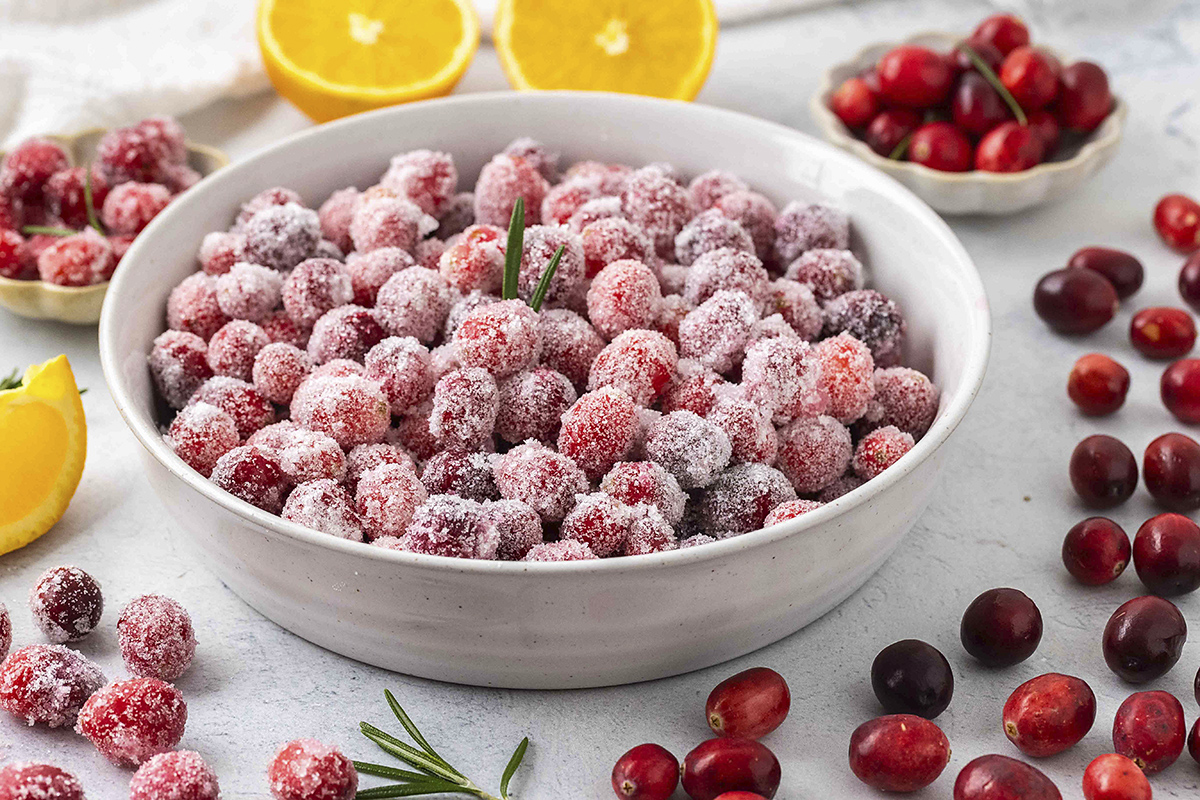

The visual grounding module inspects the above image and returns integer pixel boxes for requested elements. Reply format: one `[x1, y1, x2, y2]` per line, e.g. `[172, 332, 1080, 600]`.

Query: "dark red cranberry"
[29, 566, 103, 643]
[1063, 517, 1130, 585]
[829, 77, 880, 129]
[848, 714, 950, 792]
[1161, 359, 1200, 422]
[1190, 718, 1200, 765]
[706, 667, 790, 740]
[1154, 194, 1200, 253]
[877, 45, 955, 108]
[1068, 247, 1144, 299]
[1130, 307, 1196, 359]
[1081, 753, 1152, 800]
[1178, 252, 1200, 313]
[681, 739, 781, 800]
[1026, 110, 1062, 155]
[952, 38, 1004, 73]
[1112, 691, 1186, 773]
[1033, 268, 1119, 334]
[612, 744, 679, 800]
[1000, 47, 1061, 111]
[865, 109, 922, 157]
[1056, 62, 1114, 133]
[976, 121, 1045, 172]
[972, 14, 1031, 56]
[1102, 595, 1187, 683]
[1067, 354, 1129, 416]
[1069, 434, 1137, 509]
[952, 72, 1011, 136]
[1196, 665, 1200, 707]
[870, 639, 954, 719]
[953, 755, 1061, 800]
[1003, 673, 1096, 757]
[1132, 513, 1200, 596]
[908, 122, 973, 172]
[712, 794, 766, 800]
[960, 588, 1042, 667]
[1143, 432, 1200, 510]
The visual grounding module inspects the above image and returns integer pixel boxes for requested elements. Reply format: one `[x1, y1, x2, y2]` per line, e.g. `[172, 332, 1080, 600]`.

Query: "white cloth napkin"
[0, 0, 831, 149]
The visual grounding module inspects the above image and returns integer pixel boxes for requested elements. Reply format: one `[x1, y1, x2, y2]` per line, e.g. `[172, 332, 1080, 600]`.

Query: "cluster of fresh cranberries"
[0, 115, 197, 286]
[612, 666, 789, 799]
[149, 138, 940, 562]
[828, 13, 1113, 173]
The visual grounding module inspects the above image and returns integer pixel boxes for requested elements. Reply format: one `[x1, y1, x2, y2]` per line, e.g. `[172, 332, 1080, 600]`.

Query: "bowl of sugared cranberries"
[0, 119, 227, 324]
[811, 21, 1126, 215]
[99, 92, 989, 689]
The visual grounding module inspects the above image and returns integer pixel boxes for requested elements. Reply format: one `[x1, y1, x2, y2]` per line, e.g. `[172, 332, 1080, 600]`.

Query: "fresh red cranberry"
[1027, 110, 1061, 155]
[612, 743, 679, 800]
[952, 72, 1011, 135]
[1161, 358, 1200, 422]
[712, 794, 767, 800]
[1081, 753, 1151, 800]
[1067, 354, 1129, 416]
[870, 639, 954, 719]
[28, 565, 103, 643]
[1132, 513, 1200, 596]
[1143, 432, 1200, 510]
[972, 14, 1031, 56]
[865, 109, 922, 157]
[1068, 247, 1144, 299]
[960, 588, 1042, 667]
[1130, 307, 1196, 359]
[1190, 718, 1200, 765]
[976, 121, 1045, 172]
[1069, 434, 1138, 509]
[1003, 673, 1096, 757]
[681, 739, 781, 800]
[1000, 47, 1061, 111]
[1056, 62, 1114, 132]
[908, 122, 973, 172]
[952, 37, 1004, 73]
[1112, 691, 1186, 773]
[1154, 194, 1200, 253]
[1179, 252, 1200, 313]
[1103, 596, 1187, 683]
[829, 77, 880, 129]
[848, 714, 950, 792]
[1063, 517, 1130, 585]
[877, 45, 955, 108]
[706, 667, 790, 740]
[1033, 268, 1119, 334]
[953, 755, 1060, 800]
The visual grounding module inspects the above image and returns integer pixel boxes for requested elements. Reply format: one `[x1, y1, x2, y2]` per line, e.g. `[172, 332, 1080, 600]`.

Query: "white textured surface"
[1, 0, 1200, 795]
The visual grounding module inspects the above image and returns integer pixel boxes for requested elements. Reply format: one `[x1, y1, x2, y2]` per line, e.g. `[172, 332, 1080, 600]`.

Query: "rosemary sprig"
[501, 198, 524, 301]
[0, 368, 21, 391]
[958, 41, 1027, 125]
[21, 225, 77, 237]
[888, 133, 913, 161]
[355, 690, 530, 800]
[83, 169, 104, 235]
[528, 246, 564, 312]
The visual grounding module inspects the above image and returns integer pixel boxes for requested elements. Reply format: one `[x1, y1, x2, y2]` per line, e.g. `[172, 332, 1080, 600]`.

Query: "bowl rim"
[808, 30, 1128, 184]
[99, 90, 992, 575]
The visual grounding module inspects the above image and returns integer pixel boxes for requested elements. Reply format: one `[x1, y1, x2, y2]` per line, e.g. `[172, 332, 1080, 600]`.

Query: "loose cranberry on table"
[876, 45, 955, 107]
[1068, 247, 1143, 298]
[612, 744, 679, 800]
[1069, 434, 1137, 509]
[1002, 673, 1096, 757]
[680, 738, 781, 800]
[829, 76, 880, 129]
[706, 667, 790, 740]
[1112, 690, 1187, 773]
[1153, 193, 1200, 253]
[1057, 62, 1115, 133]
[999, 46, 1061, 111]
[870, 639, 954, 719]
[1033, 268, 1119, 334]
[1102, 595, 1187, 683]
[1143, 432, 1200, 510]
[1179, 252, 1200, 313]
[976, 121, 1045, 173]
[1130, 306, 1196, 359]
[908, 122, 973, 172]
[1081, 754, 1151, 800]
[848, 714, 950, 792]
[1067, 354, 1129, 416]
[268, 739, 358, 800]
[1161, 358, 1200, 422]
[28, 565, 103, 643]
[0, 763, 84, 800]
[1132, 513, 1200, 596]
[960, 587, 1042, 667]
[953, 755, 1061, 800]
[972, 14, 1031, 55]
[1190, 718, 1200, 765]
[865, 109, 922, 157]
[1063, 517, 1130, 585]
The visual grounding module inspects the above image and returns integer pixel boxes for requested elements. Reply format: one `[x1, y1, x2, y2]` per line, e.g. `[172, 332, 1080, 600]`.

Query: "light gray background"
[3, 0, 1200, 795]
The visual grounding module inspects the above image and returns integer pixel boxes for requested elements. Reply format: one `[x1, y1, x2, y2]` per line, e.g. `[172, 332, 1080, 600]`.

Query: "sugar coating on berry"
[504, 137, 559, 181]
[37, 230, 115, 287]
[486, 499, 543, 560]
[579, 217, 652, 279]
[253, 342, 311, 404]
[774, 202, 850, 265]
[283, 479, 364, 541]
[149, 330, 213, 409]
[189, 376, 276, 438]
[244, 203, 320, 271]
[494, 441, 589, 521]
[261, 310, 309, 348]
[660, 362, 729, 416]
[538, 308, 605, 389]
[518, 225, 585, 305]
[560, 493, 634, 557]
[421, 451, 499, 502]
[675, 210, 755, 267]
[569, 196, 626, 234]
[344, 443, 415, 491]
[564, 161, 632, 194]
[45, 165, 109, 229]
[473, 153, 550, 227]
[700, 463, 797, 534]
[622, 166, 697, 258]
[776, 415, 853, 493]
[413, 237, 445, 271]
[784, 248, 863, 301]
[355, 462, 428, 539]
[715, 190, 778, 262]
[496, 368, 576, 443]
[362, 336, 433, 415]
[643, 410, 732, 489]
[708, 397, 778, 464]
[77, 677, 186, 767]
[688, 169, 749, 211]
[818, 473, 864, 502]
[599, 461, 687, 525]
[116, 594, 196, 682]
[1, 138, 70, 201]
[161, 162, 201, 194]
[764, 498, 824, 526]
[0, 762, 84, 800]
[343, 248, 413, 307]
[553, 386, 636, 479]
[862, 367, 939, 439]
[210, 445, 291, 513]
[0, 229, 28, 280]
[453, 299, 541, 378]
[282, 258, 354, 328]
[429, 368, 498, 450]
[624, 504, 679, 556]
[587, 329, 678, 406]
[653, 294, 691, 347]
[541, 178, 605, 226]
[823, 289, 906, 367]
[306, 305, 386, 364]
[442, 290, 494, 339]
[349, 194, 434, 254]
[402, 495, 499, 558]
[207, 320, 269, 381]
[678, 290, 759, 375]
[234, 187, 304, 229]
[853, 425, 915, 480]
[0, 644, 105, 727]
[381, 149, 458, 216]
[437, 192, 476, 238]
[586, 259, 662, 340]
[215, 262, 283, 322]
[769, 278, 823, 341]
[29, 566, 103, 644]
[291, 374, 391, 449]
[249, 423, 348, 484]
[375, 267, 453, 344]
[429, 343, 460, 382]
[392, 402, 439, 462]
[522, 540, 598, 562]
[165, 402, 240, 477]
[815, 332, 875, 423]
[268, 738, 358, 800]
[684, 248, 770, 312]
[741, 336, 826, 423]
[438, 224, 504, 293]
[0, 604, 9, 662]
[317, 187, 358, 253]
[130, 750, 220, 800]
[101, 182, 171, 235]
[138, 115, 187, 164]
[680, 534, 717, 549]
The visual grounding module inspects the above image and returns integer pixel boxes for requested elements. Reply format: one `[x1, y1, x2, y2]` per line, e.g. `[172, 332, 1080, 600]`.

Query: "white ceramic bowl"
[99, 92, 990, 689]
[810, 32, 1127, 215]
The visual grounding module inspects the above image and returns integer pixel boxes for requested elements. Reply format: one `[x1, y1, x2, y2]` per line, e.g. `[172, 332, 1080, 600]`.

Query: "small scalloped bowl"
[810, 32, 1127, 216]
[0, 129, 228, 325]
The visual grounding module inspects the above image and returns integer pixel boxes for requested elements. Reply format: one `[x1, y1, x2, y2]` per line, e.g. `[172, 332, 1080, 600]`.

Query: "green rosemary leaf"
[502, 198, 525, 301]
[0, 369, 21, 391]
[21, 225, 77, 237]
[499, 737, 529, 800]
[384, 691, 459, 776]
[888, 133, 913, 161]
[360, 723, 461, 784]
[355, 780, 462, 799]
[83, 168, 104, 235]
[527, 246, 564, 312]
[958, 41, 1027, 125]
[353, 761, 432, 782]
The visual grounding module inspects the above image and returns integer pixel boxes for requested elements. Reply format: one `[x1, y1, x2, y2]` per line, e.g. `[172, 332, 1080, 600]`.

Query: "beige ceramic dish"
[0, 129, 227, 324]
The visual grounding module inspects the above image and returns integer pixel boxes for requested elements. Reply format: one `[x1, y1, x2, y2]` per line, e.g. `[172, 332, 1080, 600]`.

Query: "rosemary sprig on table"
[354, 690, 530, 800]
[499, 197, 566, 312]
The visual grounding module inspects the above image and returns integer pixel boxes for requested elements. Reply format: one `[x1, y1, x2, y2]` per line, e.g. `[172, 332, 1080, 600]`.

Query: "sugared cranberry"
[1000, 47, 1061, 111]
[1131, 307, 1195, 359]
[28, 565, 103, 643]
[706, 667, 791, 740]
[1082, 753, 1151, 800]
[0, 138, 69, 201]
[0, 604, 9, 661]
[952, 72, 1012, 136]
[1067, 354, 1129, 416]
[830, 77, 880, 128]
[877, 45, 955, 108]
[130, 750, 221, 800]
[865, 109, 922, 157]
[870, 639, 954, 719]
[1143, 432, 1200, 510]
[1103, 595, 1187, 683]
[0, 228, 25, 279]
[908, 122, 973, 172]
[1069, 435, 1137, 508]
[1112, 691, 1186, 773]
[77, 677, 187, 767]
[118, 594, 196, 681]
[1033, 268, 1119, 334]
[1154, 194, 1200, 253]
[210, 445, 291, 514]
[268, 739, 358, 800]
[1063, 517, 1130, 585]
[973, 14, 1031, 55]
[1057, 62, 1114, 133]
[0, 763, 84, 800]
[954, 755, 1060, 800]
[1069, 247, 1143, 299]
[1003, 673, 1096, 757]
[611, 743, 678, 800]
[1161, 358, 1200, 422]
[681, 739, 781, 800]
[976, 122, 1045, 172]
[960, 587, 1043, 667]
[0, 644, 105, 727]
[1132, 512, 1200, 596]
[848, 714, 950, 793]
